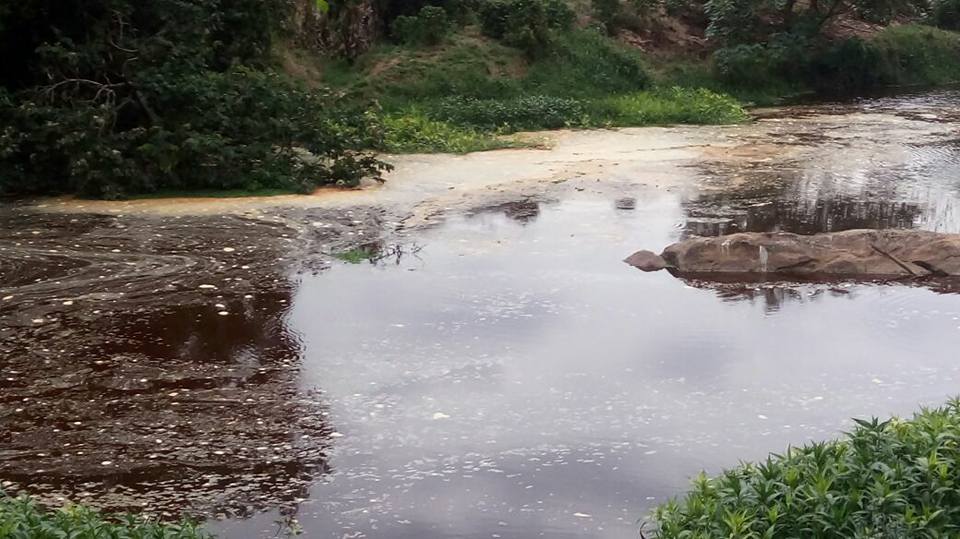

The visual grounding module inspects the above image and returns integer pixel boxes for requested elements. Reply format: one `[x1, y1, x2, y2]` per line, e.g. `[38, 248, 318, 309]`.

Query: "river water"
[3, 89, 960, 538]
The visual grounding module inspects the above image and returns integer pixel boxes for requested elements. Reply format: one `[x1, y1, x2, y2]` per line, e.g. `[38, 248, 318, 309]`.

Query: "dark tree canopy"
[0, 0, 388, 198]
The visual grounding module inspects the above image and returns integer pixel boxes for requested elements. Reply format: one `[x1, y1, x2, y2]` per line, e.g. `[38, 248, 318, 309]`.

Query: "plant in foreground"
[653, 398, 960, 538]
[0, 492, 209, 539]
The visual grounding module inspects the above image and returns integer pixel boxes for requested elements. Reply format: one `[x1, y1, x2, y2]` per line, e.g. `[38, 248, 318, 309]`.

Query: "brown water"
[3, 89, 960, 538]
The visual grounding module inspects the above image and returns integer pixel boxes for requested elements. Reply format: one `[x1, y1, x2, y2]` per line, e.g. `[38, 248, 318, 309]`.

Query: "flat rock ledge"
[625, 229, 960, 277]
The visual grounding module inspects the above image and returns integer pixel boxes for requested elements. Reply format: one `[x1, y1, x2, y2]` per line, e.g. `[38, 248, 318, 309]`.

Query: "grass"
[382, 112, 529, 153]
[0, 492, 209, 538]
[591, 87, 750, 126]
[873, 24, 960, 86]
[320, 27, 750, 154]
[653, 398, 960, 538]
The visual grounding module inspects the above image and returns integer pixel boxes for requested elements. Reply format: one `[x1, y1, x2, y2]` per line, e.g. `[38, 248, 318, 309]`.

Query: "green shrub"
[592, 0, 624, 33]
[382, 112, 522, 153]
[0, 0, 391, 199]
[871, 24, 960, 85]
[477, 0, 575, 56]
[0, 493, 209, 538]
[714, 33, 812, 88]
[930, 0, 960, 29]
[391, 6, 452, 46]
[593, 87, 749, 125]
[654, 398, 960, 538]
[429, 95, 586, 129]
[811, 37, 885, 93]
[1, 69, 390, 198]
[523, 29, 652, 97]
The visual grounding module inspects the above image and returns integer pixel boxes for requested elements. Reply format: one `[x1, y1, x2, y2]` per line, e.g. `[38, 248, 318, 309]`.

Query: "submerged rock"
[624, 250, 667, 272]
[627, 229, 960, 277]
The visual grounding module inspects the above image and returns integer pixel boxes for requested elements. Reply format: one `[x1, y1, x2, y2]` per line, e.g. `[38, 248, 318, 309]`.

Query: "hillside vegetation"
[2, 0, 960, 197]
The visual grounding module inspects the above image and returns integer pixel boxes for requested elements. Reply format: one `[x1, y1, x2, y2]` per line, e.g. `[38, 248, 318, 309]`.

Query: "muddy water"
[3, 89, 960, 538]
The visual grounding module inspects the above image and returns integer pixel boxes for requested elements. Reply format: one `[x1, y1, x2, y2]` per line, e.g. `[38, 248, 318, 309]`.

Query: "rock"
[643, 229, 960, 277]
[615, 198, 637, 210]
[624, 250, 667, 272]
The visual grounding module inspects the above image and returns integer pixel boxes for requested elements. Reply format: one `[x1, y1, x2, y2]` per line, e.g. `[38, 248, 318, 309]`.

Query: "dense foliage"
[654, 399, 960, 538]
[0, 493, 208, 539]
[713, 23, 960, 92]
[0, 0, 389, 198]
[478, 0, 576, 56]
[391, 6, 452, 46]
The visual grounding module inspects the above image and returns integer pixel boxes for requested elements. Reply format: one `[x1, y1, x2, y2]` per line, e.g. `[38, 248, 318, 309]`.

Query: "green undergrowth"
[872, 24, 960, 86]
[324, 27, 749, 153]
[653, 398, 960, 538]
[0, 493, 209, 539]
[383, 113, 527, 153]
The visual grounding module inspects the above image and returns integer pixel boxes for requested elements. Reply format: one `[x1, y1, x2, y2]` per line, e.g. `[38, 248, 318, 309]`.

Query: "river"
[2, 89, 960, 538]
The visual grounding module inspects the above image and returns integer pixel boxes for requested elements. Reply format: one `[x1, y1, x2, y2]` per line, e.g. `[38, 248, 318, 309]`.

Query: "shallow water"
[4, 90, 960, 538]
[213, 195, 960, 538]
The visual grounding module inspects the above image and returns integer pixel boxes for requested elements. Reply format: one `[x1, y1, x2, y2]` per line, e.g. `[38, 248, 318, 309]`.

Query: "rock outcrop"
[625, 229, 960, 277]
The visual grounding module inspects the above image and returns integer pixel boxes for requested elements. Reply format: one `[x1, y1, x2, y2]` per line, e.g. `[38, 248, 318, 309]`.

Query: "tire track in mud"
[0, 203, 384, 519]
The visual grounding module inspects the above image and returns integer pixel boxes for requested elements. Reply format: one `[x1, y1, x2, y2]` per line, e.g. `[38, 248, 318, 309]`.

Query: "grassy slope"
[311, 27, 748, 153]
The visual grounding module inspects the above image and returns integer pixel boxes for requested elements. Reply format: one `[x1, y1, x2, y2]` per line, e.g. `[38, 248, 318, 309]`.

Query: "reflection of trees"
[671, 272, 960, 312]
[684, 197, 926, 237]
[686, 134, 960, 237]
[1, 288, 332, 519]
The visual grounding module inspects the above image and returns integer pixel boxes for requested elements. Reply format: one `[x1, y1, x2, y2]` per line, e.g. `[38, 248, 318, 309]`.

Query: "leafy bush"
[654, 399, 960, 538]
[930, 0, 960, 29]
[523, 29, 652, 97]
[811, 37, 885, 92]
[0, 0, 390, 199]
[391, 6, 452, 46]
[430, 95, 586, 129]
[0, 493, 209, 538]
[382, 113, 521, 153]
[592, 0, 625, 33]
[478, 0, 575, 56]
[593, 87, 749, 125]
[1, 69, 390, 198]
[871, 24, 960, 85]
[714, 34, 812, 88]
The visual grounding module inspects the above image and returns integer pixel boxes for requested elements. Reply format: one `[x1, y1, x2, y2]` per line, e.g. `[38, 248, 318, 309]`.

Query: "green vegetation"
[0, 492, 208, 538]
[4, 0, 960, 198]
[654, 399, 960, 538]
[323, 24, 747, 150]
[0, 0, 389, 199]
[334, 246, 381, 263]
[383, 114, 526, 153]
